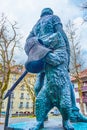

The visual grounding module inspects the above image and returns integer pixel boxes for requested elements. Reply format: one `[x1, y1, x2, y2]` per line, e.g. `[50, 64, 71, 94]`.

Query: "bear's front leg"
[31, 89, 52, 130]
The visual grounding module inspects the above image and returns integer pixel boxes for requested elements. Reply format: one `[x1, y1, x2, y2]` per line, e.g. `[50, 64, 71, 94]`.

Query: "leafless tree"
[65, 20, 84, 74]
[0, 14, 22, 115]
[65, 20, 85, 113]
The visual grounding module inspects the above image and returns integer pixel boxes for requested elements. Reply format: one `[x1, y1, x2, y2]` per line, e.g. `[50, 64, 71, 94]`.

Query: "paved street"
[1, 115, 87, 130]
[0, 115, 63, 130]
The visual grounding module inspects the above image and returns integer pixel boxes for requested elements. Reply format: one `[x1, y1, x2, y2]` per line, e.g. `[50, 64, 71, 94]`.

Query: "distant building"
[2, 65, 87, 116]
[1, 65, 36, 116]
[71, 69, 87, 115]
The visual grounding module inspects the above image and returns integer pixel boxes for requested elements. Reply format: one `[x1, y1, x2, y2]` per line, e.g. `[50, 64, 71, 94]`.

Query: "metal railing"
[4, 94, 11, 130]
[4, 70, 28, 130]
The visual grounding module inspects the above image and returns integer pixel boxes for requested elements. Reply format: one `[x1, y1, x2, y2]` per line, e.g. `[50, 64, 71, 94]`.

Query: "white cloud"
[0, 0, 87, 64]
[69, 0, 87, 6]
[73, 17, 84, 26]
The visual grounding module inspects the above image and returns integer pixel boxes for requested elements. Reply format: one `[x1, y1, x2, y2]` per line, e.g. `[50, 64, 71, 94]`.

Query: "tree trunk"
[0, 94, 2, 119]
[0, 70, 10, 118]
[32, 99, 35, 116]
[78, 82, 84, 114]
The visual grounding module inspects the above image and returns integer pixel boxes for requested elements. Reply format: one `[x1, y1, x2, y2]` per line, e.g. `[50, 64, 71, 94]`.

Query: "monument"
[24, 8, 87, 130]
[4, 8, 87, 130]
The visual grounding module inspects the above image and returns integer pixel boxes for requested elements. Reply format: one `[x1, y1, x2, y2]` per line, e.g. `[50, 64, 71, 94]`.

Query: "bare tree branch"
[0, 14, 22, 114]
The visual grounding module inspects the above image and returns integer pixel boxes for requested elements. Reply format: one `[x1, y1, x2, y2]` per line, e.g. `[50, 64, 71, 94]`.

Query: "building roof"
[10, 65, 36, 78]
[71, 69, 87, 82]
[11, 65, 25, 74]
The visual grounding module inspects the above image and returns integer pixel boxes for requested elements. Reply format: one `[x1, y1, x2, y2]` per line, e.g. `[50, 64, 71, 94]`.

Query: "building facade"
[2, 65, 36, 116]
[72, 69, 87, 115]
[2, 65, 87, 116]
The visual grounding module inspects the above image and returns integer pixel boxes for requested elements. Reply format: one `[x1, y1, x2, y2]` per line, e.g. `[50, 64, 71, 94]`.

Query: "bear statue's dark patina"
[25, 8, 87, 130]
[25, 8, 73, 130]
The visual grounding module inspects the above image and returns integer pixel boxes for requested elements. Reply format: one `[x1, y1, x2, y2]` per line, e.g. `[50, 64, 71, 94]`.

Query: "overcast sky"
[0, 0, 87, 64]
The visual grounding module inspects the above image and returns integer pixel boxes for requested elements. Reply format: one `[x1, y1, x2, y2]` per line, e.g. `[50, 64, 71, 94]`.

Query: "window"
[19, 102, 23, 108]
[11, 92, 14, 98]
[86, 103, 87, 112]
[26, 93, 30, 99]
[17, 67, 22, 72]
[20, 93, 24, 99]
[12, 75, 16, 81]
[21, 85, 25, 91]
[26, 102, 29, 108]
[10, 101, 13, 108]
[83, 81, 87, 86]
[83, 92, 87, 97]
[85, 93, 87, 97]
[2, 102, 4, 109]
[29, 102, 33, 108]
